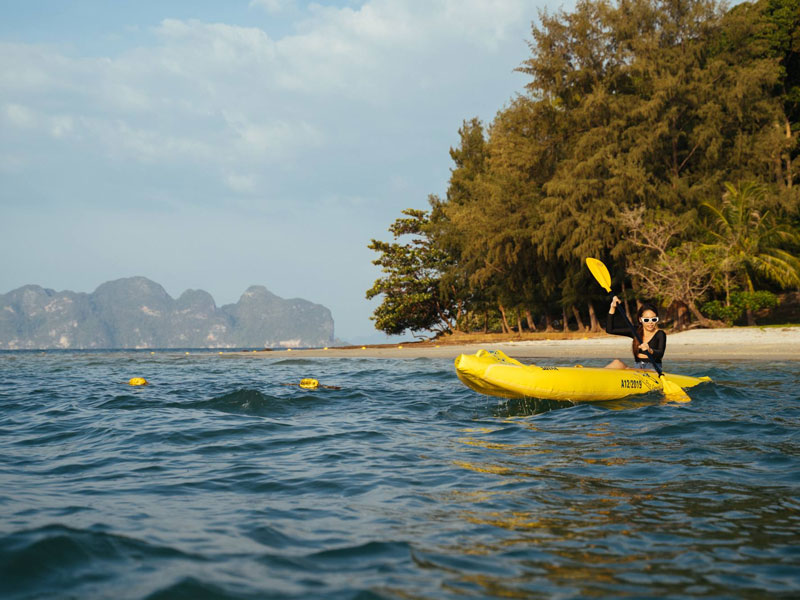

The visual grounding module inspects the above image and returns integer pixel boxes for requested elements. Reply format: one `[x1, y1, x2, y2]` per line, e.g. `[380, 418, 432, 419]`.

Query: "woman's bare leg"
[604, 359, 628, 369]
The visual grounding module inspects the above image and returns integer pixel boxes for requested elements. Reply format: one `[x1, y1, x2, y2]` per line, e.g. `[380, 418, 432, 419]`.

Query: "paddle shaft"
[610, 295, 666, 378]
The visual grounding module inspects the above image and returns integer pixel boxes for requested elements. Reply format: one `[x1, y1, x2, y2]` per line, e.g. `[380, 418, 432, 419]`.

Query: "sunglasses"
[640, 317, 659, 323]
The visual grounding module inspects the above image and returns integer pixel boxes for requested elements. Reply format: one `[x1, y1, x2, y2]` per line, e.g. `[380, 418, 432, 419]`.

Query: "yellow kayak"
[455, 349, 711, 402]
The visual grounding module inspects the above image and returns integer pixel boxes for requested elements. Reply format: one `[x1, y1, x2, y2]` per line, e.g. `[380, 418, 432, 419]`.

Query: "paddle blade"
[660, 376, 691, 403]
[586, 257, 612, 292]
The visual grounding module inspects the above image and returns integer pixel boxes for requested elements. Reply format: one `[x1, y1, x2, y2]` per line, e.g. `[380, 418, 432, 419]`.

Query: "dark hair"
[632, 303, 659, 356]
[636, 303, 659, 321]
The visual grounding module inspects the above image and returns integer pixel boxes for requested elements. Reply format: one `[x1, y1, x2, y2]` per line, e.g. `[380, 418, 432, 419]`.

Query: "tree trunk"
[544, 313, 554, 332]
[571, 305, 586, 331]
[621, 280, 633, 318]
[525, 309, 537, 332]
[451, 296, 464, 333]
[724, 273, 731, 306]
[483, 310, 489, 334]
[588, 301, 600, 332]
[688, 301, 723, 328]
[745, 273, 756, 326]
[463, 310, 471, 333]
[675, 302, 689, 331]
[498, 303, 511, 334]
[516, 308, 523, 336]
[562, 305, 569, 332]
[434, 302, 454, 334]
[786, 116, 793, 190]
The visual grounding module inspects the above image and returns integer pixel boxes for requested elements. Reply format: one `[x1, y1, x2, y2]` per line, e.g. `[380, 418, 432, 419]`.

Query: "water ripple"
[0, 352, 798, 598]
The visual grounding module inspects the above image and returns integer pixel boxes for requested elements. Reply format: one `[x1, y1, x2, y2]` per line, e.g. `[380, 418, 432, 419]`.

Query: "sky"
[0, 0, 549, 344]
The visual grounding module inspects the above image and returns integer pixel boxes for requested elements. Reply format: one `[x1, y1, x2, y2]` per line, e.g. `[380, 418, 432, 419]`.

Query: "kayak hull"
[455, 349, 711, 402]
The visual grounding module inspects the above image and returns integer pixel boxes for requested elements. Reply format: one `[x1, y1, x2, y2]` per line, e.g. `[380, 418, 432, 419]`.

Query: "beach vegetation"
[701, 290, 780, 325]
[367, 0, 800, 337]
[366, 208, 467, 338]
[700, 182, 800, 293]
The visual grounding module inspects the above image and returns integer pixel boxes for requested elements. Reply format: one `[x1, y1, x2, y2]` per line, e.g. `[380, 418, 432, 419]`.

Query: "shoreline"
[231, 326, 800, 360]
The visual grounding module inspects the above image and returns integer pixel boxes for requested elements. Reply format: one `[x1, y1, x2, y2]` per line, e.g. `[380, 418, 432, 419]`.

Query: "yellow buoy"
[287, 348, 292, 352]
[398, 345, 403, 349]
[361, 346, 366, 350]
[299, 378, 319, 389]
[128, 377, 148, 386]
[324, 347, 328, 350]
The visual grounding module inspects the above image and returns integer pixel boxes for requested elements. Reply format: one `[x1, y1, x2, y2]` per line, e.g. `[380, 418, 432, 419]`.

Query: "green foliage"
[366, 209, 460, 337]
[620, 207, 717, 325]
[760, 0, 800, 125]
[701, 290, 779, 324]
[368, 0, 800, 335]
[700, 181, 800, 293]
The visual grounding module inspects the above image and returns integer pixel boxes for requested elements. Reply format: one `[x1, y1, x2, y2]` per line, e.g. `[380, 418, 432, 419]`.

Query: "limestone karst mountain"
[0, 277, 334, 349]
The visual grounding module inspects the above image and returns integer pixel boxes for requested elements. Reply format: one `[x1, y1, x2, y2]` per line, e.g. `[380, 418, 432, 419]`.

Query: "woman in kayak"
[604, 296, 665, 370]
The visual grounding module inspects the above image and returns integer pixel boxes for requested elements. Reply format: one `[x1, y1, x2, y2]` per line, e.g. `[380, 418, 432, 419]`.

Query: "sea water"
[0, 351, 797, 599]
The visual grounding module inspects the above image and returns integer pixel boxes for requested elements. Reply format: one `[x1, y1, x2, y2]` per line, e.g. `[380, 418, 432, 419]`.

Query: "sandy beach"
[234, 326, 800, 360]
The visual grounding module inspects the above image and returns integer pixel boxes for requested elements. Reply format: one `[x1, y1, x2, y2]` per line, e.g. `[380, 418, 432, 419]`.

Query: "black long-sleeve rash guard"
[606, 311, 666, 363]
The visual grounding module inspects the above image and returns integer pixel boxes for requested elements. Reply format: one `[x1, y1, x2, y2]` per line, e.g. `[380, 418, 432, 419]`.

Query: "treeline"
[367, 0, 800, 337]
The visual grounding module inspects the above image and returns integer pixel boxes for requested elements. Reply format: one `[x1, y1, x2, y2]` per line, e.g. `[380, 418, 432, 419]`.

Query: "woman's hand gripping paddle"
[585, 257, 691, 403]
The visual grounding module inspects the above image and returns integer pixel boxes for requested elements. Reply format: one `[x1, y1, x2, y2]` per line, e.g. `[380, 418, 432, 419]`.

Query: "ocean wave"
[184, 388, 330, 416]
[2, 352, 798, 599]
[0, 525, 202, 599]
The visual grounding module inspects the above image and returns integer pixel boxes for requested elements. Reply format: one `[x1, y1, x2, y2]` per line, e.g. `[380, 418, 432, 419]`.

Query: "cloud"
[221, 110, 325, 160]
[0, 152, 27, 173]
[249, 0, 295, 14]
[3, 103, 37, 128]
[1, 1, 540, 338]
[1, 0, 533, 205]
[3, 102, 76, 139]
[225, 172, 258, 193]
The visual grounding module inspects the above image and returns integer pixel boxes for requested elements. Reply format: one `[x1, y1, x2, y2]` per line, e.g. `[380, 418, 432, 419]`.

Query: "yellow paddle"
[586, 257, 691, 403]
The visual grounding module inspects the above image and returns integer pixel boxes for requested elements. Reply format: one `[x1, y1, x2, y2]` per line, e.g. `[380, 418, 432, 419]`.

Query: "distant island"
[0, 277, 334, 349]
